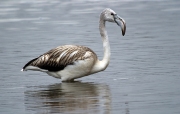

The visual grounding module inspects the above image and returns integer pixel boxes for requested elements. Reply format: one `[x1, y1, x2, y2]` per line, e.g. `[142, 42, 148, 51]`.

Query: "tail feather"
[22, 57, 38, 71]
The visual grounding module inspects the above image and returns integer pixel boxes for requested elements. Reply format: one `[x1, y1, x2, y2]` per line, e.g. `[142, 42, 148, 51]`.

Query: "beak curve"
[114, 14, 126, 36]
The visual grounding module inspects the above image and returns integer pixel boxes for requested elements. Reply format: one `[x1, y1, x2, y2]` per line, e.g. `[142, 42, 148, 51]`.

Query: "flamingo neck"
[99, 20, 111, 69]
[91, 19, 110, 73]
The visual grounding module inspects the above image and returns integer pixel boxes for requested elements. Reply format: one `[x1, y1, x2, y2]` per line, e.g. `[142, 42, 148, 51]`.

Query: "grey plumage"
[23, 45, 97, 71]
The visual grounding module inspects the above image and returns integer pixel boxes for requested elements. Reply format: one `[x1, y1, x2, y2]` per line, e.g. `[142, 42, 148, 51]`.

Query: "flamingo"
[21, 8, 126, 82]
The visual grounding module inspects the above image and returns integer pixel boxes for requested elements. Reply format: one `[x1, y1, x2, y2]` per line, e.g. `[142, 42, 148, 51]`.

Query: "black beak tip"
[122, 31, 125, 36]
[122, 26, 126, 36]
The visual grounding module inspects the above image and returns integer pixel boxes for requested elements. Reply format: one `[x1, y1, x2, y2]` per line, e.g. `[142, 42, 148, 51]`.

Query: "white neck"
[91, 18, 111, 73]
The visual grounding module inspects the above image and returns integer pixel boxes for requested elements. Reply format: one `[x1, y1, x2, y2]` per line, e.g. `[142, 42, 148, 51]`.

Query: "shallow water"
[0, 0, 180, 114]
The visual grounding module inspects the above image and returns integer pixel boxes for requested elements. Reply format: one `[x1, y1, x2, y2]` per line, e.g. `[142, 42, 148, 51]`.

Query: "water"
[0, 0, 180, 114]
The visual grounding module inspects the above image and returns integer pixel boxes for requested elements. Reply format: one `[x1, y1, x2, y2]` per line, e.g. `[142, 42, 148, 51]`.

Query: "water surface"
[0, 0, 180, 114]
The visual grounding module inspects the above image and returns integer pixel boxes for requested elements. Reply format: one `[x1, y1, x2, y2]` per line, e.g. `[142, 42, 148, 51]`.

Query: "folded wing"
[22, 45, 97, 72]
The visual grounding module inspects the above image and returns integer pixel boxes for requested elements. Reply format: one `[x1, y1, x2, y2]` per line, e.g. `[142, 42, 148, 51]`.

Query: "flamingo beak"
[114, 14, 126, 36]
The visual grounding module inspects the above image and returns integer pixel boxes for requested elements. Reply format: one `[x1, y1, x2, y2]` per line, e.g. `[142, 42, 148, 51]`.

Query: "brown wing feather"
[23, 45, 97, 71]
